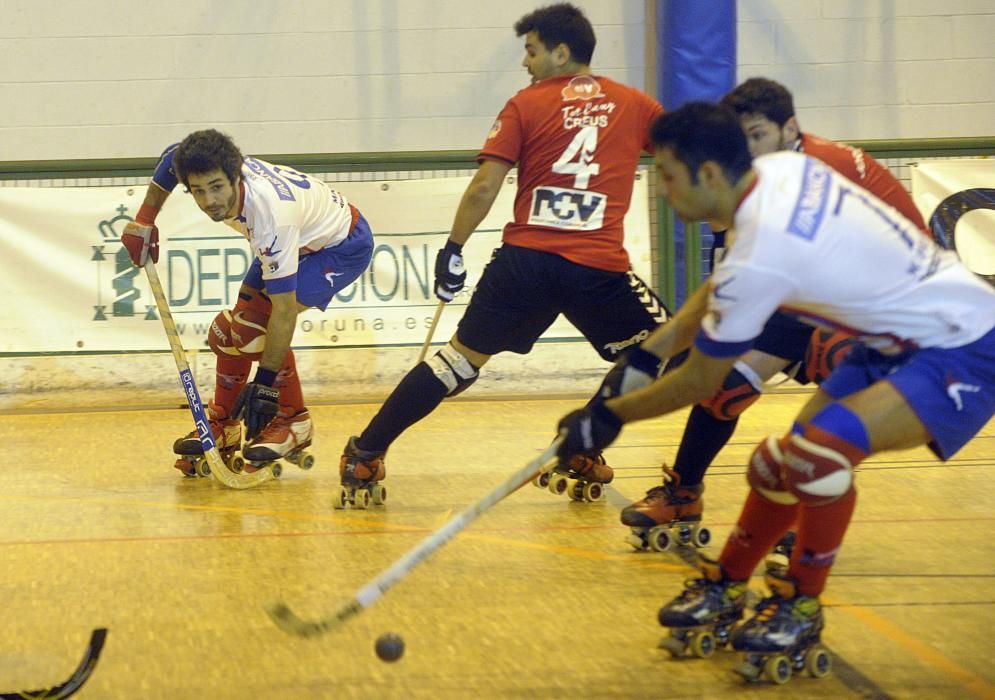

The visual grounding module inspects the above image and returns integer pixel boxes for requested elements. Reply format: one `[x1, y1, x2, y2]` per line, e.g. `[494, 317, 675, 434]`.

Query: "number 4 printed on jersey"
[553, 126, 600, 188]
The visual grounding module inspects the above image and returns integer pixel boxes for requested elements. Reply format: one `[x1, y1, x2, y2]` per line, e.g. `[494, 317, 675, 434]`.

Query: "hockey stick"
[266, 435, 565, 637]
[0, 628, 107, 700]
[417, 300, 446, 364]
[144, 261, 275, 489]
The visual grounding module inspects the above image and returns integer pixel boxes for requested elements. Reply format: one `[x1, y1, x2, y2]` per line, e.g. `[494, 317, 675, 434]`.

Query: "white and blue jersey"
[152, 147, 359, 298]
[698, 151, 995, 458]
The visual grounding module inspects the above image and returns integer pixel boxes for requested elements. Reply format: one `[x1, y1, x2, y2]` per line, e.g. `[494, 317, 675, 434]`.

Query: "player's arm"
[123, 144, 181, 266]
[258, 289, 298, 376]
[434, 159, 512, 301]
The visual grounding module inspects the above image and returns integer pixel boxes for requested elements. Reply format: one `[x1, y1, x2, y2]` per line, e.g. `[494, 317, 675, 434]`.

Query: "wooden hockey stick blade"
[145, 262, 275, 489]
[266, 435, 564, 638]
[0, 628, 108, 700]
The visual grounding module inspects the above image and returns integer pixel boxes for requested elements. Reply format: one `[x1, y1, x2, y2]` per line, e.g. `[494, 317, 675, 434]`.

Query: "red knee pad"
[803, 329, 859, 384]
[208, 310, 241, 358]
[747, 436, 799, 505]
[782, 428, 856, 504]
[700, 364, 762, 420]
[208, 289, 272, 361]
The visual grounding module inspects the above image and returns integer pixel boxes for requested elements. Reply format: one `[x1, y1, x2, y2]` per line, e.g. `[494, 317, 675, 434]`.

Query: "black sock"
[358, 363, 449, 452]
[673, 404, 739, 487]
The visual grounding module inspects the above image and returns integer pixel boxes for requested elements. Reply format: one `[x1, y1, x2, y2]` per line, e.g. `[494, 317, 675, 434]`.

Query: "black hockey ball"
[375, 633, 404, 662]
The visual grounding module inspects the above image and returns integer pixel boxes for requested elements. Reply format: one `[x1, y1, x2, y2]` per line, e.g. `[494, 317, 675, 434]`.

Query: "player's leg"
[561, 268, 669, 492]
[342, 245, 558, 496]
[246, 216, 374, 473]
[172, 275, 269, 475]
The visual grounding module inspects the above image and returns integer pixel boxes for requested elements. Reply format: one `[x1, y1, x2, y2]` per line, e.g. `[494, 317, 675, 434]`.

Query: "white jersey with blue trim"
[223, 157, 353, 284]
[698, 151, 995, 357]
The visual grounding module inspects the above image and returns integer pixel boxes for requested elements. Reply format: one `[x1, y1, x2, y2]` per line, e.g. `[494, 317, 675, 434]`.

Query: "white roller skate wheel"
[298, 452, 315, 470]
[370, 483, 387, 506]
[567, 479, 585, 501]
[647, 525, 673, 553]
[229, 454, 245, 473]
[625, 530, 648, 551]
[354, 488, 371, 509]
[194, 457, 211, 478]
[547, 473, 569, 495]
[533, 472, 551, 489]
[804, 646, 831, 678]
[689, 630, 716, 659]
[692, 526, 711, 548]
[582, 481, 604, 502]
[333, 486, 349, 510]
[270, 462, 283, 478]
[764, 655, 792, 684]
[657, 635, 686, 658]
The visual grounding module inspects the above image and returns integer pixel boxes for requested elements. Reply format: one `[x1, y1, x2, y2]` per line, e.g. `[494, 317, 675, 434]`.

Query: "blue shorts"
[243, 214, 373, 311]
[820, 325, 995, 459]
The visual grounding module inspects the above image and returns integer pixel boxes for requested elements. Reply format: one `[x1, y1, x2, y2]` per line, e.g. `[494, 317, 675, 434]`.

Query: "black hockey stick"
[0, 628, 107, 700]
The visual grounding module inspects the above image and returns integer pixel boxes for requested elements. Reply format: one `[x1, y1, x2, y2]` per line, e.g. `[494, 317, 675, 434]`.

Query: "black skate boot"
[335, 436, 386, 510]
[657, 556, 747, 659]
[621, 466, 709, 551]
[731, 570, 831, 684]
[534, 450, 612, 502]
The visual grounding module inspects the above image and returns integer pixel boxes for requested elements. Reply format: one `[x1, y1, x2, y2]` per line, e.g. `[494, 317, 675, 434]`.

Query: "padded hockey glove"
[121, 221, 159, 266]
[557, 402, 623, 460]
[233, 382, 280, 440]
[597, 346, 663, 401]
[434, 240, 466, 302]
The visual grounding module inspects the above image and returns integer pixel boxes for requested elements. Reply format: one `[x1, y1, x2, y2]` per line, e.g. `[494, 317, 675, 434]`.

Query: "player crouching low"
[122, 129, 374, 478]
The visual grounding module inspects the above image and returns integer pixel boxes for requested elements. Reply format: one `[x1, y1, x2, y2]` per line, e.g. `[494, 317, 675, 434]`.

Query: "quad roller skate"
[240, 410, 315, 477]
[173, 402, 243, 477]
[657, 556, 747, 659]
[730, 570, 831, 685]
[621, 467, 710, 551]
[763, 531, 796, 574]
[532, 450, 612, 502]
[335, 436, 386, 509]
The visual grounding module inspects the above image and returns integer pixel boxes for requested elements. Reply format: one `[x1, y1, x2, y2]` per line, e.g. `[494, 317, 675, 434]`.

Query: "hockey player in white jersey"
[555, 102, 995, 683]
[122, 130, 374, 477]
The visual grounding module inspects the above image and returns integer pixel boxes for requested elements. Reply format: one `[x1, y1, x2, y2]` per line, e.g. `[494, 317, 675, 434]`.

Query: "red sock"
[791, 486, 857, 596]
[276, 349, 305, 415]
[214, 355, 251, 417]
[720, 489, 799, 581]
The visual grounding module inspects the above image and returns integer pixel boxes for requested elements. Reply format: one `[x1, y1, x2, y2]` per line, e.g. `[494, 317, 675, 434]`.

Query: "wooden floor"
[1, 389, 993, 699]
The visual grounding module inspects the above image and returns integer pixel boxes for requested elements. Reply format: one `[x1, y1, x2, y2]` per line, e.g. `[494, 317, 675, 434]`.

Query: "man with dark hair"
[619, 77, 933, 561]
[121, 129, 374, 476]
[557, 101, 995, 677]
[337, 3, 669, 508]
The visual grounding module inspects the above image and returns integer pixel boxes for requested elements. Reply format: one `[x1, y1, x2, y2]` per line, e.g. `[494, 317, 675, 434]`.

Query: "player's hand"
[121, 220, 159, 266]
[557, 402, 623, 460]
[233, 382, 280, 440]
[598, 346, 663, 400]
[434, 240, 466, 302]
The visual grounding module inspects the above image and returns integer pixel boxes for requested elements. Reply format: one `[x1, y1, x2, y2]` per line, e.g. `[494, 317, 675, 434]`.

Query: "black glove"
[233, 382, 280, 440]
[434, 240, 466, 302]
[557, 402, 624, 460]
[598, 346, 663, 401]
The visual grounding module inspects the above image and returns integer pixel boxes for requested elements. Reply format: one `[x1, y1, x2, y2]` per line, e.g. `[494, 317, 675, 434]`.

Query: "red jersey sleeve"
[479, 99, 524, 167]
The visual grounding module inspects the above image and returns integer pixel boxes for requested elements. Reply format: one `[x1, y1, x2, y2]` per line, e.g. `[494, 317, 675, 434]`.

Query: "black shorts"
[456, 244, 669, 361]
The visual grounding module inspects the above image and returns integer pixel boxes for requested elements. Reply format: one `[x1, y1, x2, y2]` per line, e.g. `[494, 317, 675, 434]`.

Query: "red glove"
[122, 203, 160, 266]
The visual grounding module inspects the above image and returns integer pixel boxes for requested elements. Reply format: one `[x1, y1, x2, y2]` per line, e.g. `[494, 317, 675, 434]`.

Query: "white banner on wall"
[0, 173, 652, 353]
[911, 159, 995, 285]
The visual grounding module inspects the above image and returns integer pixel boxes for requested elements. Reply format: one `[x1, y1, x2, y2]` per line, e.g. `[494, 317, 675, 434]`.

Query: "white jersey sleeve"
[225, 158, 354, 295]
[700, 151, 995, 356]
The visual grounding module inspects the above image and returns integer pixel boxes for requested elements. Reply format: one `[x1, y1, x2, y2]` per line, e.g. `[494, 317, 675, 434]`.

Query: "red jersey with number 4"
[479, 74, 664, 272]
[800, 133, 930, 236]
